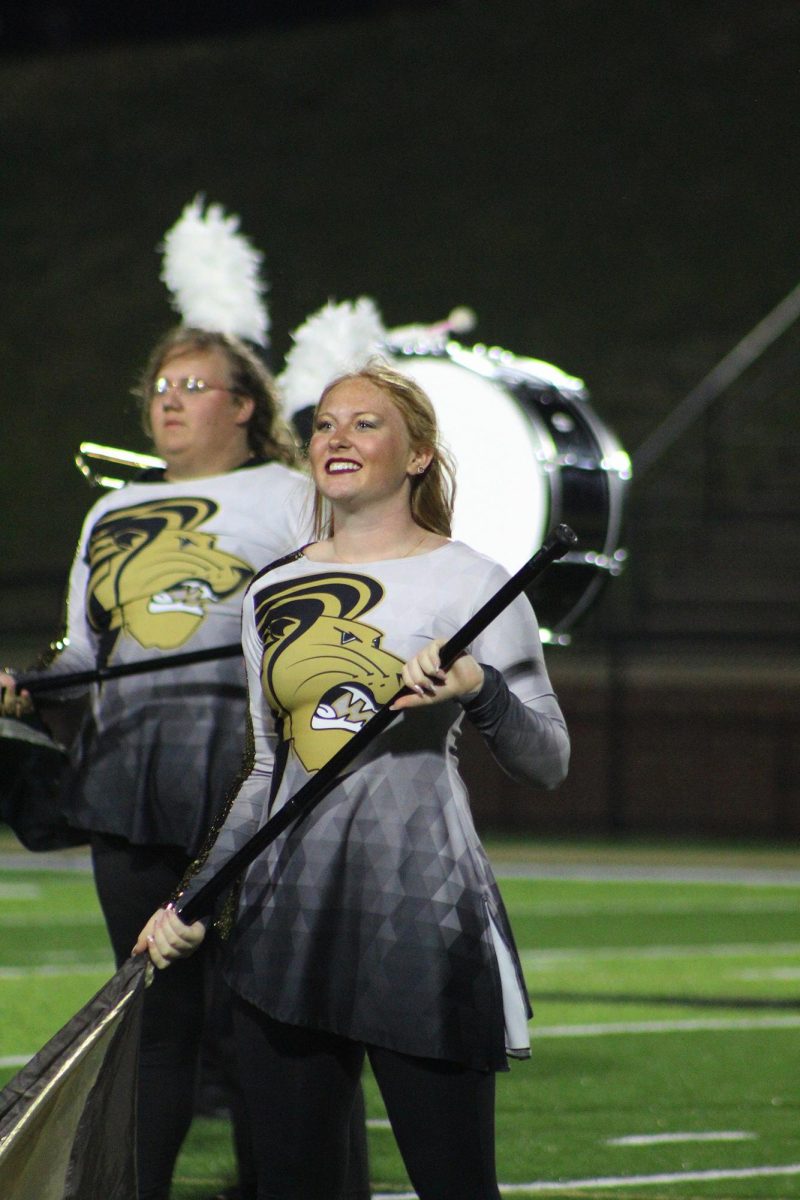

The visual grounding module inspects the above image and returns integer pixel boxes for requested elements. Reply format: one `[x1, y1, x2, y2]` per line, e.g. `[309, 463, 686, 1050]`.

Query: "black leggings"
[232, 994, 501, 1200]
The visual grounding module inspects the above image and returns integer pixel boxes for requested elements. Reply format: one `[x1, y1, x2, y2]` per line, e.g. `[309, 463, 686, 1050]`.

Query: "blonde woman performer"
[137, 363, 569, 1200]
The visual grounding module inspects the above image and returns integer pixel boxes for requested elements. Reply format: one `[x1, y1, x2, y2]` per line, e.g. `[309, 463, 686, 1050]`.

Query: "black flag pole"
[18, 643, 243, 696]
[178, 523, 578, 924]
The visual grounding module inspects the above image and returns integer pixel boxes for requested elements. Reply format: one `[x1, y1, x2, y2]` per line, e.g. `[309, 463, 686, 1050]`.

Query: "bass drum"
[386, 340, 631, 642]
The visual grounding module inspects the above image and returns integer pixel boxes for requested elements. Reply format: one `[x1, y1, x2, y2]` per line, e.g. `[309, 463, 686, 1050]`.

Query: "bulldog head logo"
[253, 573, 404, 771]
[85, 498, 252, 661]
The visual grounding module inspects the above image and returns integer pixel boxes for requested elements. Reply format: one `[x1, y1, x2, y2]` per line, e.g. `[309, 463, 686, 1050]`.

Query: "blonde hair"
[310, 360, 456, 538]
[134, 326, 299, 466]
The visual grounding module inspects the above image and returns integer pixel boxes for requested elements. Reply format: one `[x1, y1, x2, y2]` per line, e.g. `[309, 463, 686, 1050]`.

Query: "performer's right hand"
[0, 671, 34, 718]
[133, 903, 206, 969]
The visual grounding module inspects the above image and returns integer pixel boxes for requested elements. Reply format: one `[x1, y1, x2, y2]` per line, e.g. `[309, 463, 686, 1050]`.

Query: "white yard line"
[366, 1123, 760, 1144]
[0, 883, 40, 899]
[497, 1164, 800, 1194]
[0, 962, 110, 979]
[0, 912, 105, 926]
[0, 1055, 30, 1068]
[606, 1130, 756, 1146]
[507, 897, 800, 916]
[533, 1014, 800, 1037]
[374, 1162, 800, 1198]
[522, 941, 800, 965]
[497, 865, 800, 886]
[735, 967, 800, 981]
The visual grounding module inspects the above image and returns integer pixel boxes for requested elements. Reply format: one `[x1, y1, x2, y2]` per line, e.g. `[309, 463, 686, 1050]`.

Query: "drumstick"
[178, 523, 578, 923]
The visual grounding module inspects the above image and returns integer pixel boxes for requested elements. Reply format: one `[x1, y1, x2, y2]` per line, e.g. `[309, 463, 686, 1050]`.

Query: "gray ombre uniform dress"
[180, 540, 570, 1071]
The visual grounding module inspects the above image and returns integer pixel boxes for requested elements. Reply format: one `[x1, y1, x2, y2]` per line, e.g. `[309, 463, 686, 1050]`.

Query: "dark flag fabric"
[0, 954, 148, 1200]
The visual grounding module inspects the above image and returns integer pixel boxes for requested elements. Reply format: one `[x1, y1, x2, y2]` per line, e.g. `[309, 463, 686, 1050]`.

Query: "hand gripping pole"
[178, 524, 578, 923]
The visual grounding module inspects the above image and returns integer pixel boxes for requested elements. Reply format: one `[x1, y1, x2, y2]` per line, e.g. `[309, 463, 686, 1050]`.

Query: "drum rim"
[388, 340, 631, 638]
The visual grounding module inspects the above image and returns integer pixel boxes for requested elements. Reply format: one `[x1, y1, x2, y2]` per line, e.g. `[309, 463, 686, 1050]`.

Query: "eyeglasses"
[152, 376, 236, 398]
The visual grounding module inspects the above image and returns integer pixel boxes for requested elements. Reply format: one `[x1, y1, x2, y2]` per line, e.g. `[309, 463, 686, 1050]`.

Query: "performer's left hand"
[0, 672, 34, 719]
[133, 904, 206, 969]
[392, 637, 483, 710]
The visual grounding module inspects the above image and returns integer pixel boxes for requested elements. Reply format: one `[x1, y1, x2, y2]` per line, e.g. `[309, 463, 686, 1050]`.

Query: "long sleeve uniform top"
[179, 539, 570, 1070]
[38, 461, 312, 854]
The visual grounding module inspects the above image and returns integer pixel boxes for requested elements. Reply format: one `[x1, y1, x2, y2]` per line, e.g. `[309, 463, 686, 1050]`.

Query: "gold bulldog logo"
[253, 573, 404, 771]
[85, 498, 252, 662]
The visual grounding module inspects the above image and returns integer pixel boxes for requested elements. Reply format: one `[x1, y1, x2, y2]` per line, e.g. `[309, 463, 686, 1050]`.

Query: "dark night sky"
[0, 0, 440, 51]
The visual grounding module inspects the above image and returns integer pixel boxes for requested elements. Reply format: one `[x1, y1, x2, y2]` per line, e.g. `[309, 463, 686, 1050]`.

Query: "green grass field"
[1, 834, 798, 1198]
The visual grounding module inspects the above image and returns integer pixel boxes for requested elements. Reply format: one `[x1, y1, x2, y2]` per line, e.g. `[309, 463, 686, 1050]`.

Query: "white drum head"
[394, 356, 552, 575]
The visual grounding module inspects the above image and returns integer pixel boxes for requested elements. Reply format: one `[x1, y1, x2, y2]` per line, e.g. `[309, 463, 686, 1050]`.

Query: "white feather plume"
[160, 195, 270, 346]
[277, 297, 387, 416]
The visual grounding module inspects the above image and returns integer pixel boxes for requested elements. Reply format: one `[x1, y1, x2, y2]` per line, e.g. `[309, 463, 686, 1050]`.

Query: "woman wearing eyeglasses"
[0, 328, 372, 1200]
